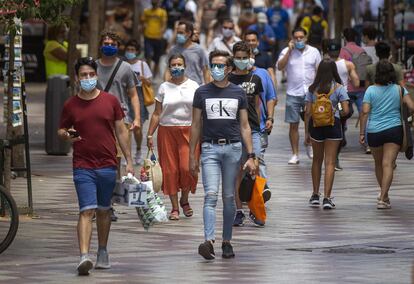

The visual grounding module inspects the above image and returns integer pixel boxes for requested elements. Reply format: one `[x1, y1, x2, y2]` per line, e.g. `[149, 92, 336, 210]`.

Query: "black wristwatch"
[247, 153, 256, 159]
[266, 117, 274, 123]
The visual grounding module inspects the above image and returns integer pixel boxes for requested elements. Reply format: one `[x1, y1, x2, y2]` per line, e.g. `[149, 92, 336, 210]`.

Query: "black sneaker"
[110, 208, 118, 222]
[198, 241, 215, 260]
[309, 193, 320, 207]
[222, 242, 235, 259]
[233, 210, 245, 227]
[262, 188, 271, 203]
[248, 211, 265, 227]
[323, 197, 335, 210]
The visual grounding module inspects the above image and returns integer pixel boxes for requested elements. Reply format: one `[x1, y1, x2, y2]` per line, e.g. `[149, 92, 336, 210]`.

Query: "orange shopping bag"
[247, 175, 267, 224]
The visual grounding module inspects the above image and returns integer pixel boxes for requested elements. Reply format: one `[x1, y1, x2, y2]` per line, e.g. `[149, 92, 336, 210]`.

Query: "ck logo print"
[205, 98, 238, 120]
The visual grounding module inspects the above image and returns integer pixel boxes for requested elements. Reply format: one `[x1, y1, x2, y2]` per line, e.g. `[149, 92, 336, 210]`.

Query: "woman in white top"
[147, 54, 200, 220]
[125, 40, 153, 165]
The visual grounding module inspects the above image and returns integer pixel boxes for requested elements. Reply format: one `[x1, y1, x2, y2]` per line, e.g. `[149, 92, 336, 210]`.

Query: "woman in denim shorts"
[304, 59, 350, 210]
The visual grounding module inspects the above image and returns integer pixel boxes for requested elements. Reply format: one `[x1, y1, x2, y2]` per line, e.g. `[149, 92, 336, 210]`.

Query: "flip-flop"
[180, 202, 193, 217]
[169, 209, 180, 220]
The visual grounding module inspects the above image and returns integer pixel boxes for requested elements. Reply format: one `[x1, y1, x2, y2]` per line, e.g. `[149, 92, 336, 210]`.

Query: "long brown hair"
[308, 58, 342, 94]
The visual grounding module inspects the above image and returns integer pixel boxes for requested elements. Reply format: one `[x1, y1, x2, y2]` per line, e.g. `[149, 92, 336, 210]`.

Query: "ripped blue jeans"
[200, 142, 242, 241]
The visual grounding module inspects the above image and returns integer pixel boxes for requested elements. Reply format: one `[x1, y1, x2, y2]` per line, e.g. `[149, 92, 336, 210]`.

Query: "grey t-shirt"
[168, 43, 209, 85]
[97, 58, 137, 123]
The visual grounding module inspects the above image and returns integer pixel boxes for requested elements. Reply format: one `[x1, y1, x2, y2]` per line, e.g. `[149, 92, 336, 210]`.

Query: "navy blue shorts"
[73, 167, 117, 212]
[367, 126, 403, 148]
[309, 117, 343, 142]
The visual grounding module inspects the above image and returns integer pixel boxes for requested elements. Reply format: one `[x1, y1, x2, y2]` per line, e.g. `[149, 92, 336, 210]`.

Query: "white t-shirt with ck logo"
[193, 82, 248, 142]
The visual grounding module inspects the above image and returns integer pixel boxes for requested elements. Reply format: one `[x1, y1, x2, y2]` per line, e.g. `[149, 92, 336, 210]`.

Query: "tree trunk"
[68, 0, 83, 93]
[88, 0, 101, 58]
[4, 23, 15, 193]
[132, 0, 140, 41]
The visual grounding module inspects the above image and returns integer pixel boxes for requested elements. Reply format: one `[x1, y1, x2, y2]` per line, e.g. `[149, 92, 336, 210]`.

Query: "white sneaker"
[306, 145, 313, 159]
[134, 150, 143, 165]
[288, 155, 299, 164]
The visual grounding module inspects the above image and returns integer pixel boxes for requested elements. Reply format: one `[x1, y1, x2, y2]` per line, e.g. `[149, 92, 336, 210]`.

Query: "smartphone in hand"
[67, 130, 80, 138]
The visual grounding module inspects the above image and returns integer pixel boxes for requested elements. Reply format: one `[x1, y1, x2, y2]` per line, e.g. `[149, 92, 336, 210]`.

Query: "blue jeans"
[259, 131, 268, 180]
[201, 142, 242, 241]
[348, 91, 364, 115]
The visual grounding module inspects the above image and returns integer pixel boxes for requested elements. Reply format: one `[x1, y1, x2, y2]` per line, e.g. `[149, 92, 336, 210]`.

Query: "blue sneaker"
[248, 211, 265, 227]
[233, 211, 245, 227]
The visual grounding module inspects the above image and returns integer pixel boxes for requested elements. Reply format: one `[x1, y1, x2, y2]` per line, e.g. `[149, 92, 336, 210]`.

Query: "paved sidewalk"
[1, 83, 414, 283]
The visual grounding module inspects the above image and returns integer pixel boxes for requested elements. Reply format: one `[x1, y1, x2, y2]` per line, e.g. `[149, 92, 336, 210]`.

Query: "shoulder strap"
[221, 38, 233, 54]
[104, 59, 123, 92]
[342, 47, 354, 58]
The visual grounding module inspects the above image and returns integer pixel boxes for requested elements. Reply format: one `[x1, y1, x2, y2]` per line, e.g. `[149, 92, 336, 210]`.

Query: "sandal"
[169, 209, 180, 220]
[180, 202, 193, 217]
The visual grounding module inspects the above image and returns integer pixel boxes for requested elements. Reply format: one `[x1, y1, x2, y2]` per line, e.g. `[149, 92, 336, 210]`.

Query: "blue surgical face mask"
[125, 52, 136, 60]
[234, 59, 250, 70]
[176, 34, 187, 45]
[210, 66, 226, 81]
[295, 40, 305, 50]
[101, 45, 118, 56]
[247, 58, 255, 70]
[170, 66, 185, 77]
[80, 78, 97, 92]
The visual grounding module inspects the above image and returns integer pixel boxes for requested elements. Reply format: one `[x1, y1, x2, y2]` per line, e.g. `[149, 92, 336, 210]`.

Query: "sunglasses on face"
[210, 63, 226, 69]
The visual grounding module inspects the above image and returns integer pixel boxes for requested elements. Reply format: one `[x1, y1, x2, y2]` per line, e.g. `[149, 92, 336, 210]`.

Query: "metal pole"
[21, 83, 33, 215]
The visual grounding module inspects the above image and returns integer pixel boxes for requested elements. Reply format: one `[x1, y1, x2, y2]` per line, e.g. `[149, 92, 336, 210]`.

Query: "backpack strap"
[221, 38, 233, 54]
[104, 59, 123, 92]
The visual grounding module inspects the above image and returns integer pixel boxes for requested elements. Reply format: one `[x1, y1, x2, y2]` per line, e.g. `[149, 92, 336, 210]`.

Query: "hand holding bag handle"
[144, 148, 163, 193]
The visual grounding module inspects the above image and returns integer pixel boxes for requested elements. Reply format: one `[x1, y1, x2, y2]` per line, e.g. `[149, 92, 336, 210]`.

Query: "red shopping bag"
[247, 175, 267, 223]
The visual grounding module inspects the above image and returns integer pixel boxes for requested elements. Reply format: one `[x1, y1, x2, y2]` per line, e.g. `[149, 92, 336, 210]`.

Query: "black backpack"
[308, 18, 324, 46]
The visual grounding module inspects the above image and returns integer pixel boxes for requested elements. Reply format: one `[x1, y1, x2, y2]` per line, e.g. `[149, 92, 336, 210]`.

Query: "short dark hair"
[343, 28, 357, 42]
[222, 17, 234, 25]
[232, 41, 251, 55]
[100, 30, 122, 46]
[374, 59, 397, 85]
[75, 57, 98, 76]
[209, 50, 233, 66]
[168, 53, 186, 67]
[375, 41, 391, 59]
[244, 29, 258, 39]
[292, 27, 307, 37]
[313, 6, 323, 15]
[125, 39, 140, 51]
[178, 20, 194, 36]
[362, 26, 377, 40]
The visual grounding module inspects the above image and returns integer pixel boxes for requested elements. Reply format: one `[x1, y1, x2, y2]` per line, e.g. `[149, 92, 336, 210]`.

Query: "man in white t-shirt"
[277, 27, 321, 164]
[362, 26, 379, 65]
[208, 18, 241, 55]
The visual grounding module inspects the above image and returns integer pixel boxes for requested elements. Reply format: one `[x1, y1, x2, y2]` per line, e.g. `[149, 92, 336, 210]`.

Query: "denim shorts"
[309, 117, 343, 142]
[73, 167, 117, 212]
[285, 95, 305, 123]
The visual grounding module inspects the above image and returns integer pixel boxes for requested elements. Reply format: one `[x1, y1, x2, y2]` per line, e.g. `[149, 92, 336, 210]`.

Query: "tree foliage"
[0, 0, 82, 31]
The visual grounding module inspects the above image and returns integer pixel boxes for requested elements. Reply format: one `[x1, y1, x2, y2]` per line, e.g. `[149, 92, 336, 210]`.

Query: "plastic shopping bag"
[247, 176, 267, 224]
[112, 174, 147, 207]
[136, 181, 168, 231]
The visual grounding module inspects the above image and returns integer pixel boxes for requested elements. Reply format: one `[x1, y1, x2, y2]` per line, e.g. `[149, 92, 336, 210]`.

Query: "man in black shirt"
[228, 41, 265, 227]
[190, 50, 256, 261]
[244, 30, 276, 87]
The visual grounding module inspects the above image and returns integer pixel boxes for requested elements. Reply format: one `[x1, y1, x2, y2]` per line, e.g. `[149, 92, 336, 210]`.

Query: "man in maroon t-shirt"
[58, 58, 134, 276]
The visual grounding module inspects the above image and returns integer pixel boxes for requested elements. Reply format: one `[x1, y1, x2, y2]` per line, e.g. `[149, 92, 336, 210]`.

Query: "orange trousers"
[157, 125, 199, 196]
